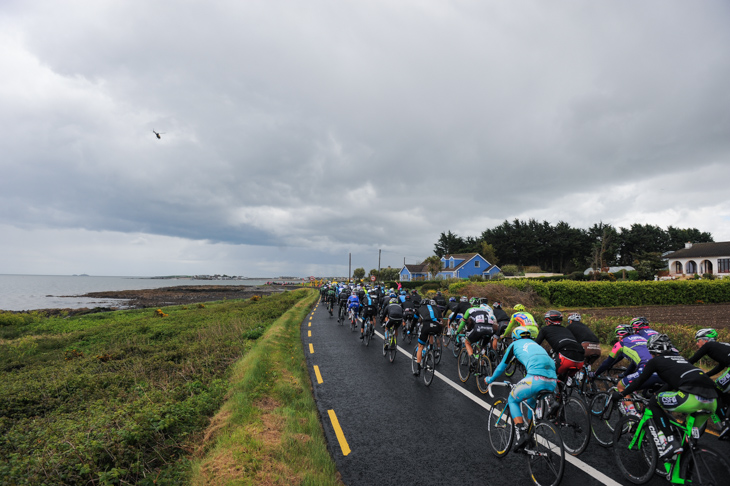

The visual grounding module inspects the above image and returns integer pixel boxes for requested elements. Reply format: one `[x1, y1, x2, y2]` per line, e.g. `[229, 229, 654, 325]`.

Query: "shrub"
[501, 264, 520, 276]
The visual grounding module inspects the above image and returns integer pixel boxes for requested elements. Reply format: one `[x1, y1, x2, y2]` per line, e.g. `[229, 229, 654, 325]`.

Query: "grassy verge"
[189, 290, 341, 486]
[0, 290, 322, 485]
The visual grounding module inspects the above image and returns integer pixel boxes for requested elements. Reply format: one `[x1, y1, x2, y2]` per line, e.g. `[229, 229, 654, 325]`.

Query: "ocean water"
[0, 274, 294, 311]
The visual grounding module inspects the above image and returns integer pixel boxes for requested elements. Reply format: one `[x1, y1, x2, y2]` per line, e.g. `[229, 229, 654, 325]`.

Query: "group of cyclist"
[319, 282, 730, 458]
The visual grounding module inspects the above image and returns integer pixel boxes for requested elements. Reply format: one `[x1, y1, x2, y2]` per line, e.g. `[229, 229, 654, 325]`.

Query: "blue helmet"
[512, 326, 532, 341]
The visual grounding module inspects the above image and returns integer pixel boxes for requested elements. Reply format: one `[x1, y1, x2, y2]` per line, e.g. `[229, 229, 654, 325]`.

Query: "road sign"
[309, 276, 315, 281]
[370, 275, 376, 281]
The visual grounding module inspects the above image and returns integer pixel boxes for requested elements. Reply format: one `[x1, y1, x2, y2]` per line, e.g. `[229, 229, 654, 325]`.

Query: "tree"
[423, 255, 443, 280]
[434, 231, 465, 257]
[352, 267, 365, 280]
[633, 252, 665, 280]
[480, 241, 499, 266]
[378, 267, 400, 281]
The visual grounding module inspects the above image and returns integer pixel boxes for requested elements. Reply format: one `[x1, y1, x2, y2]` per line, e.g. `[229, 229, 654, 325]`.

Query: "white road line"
[373, 330, 621, 486]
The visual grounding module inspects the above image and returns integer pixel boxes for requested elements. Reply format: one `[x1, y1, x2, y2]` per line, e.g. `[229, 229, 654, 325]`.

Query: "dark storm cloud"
[1, 1, 729, 275]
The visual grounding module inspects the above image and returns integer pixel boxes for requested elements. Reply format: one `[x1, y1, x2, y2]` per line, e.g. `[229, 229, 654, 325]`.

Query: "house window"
[719, 259, 730, 273]
[474, 260, 480, 268]
[450, 259, 454, 268]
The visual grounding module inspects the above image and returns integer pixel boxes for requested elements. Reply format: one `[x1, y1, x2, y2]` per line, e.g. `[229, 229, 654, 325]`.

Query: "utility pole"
[348, 253, 351, 283]
[378, 249, 381, 276]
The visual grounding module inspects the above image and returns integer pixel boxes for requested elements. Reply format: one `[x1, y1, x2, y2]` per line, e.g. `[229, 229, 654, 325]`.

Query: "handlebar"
[487, 381, 511, 398]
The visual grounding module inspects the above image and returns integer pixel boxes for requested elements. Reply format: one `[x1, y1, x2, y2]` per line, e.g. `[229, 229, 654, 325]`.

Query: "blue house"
[399, 253, 501, 281]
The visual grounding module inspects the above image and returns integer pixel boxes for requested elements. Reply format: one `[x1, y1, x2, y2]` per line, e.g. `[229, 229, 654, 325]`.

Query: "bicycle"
[326, 299, 334, 317]
[545, 378, 591, 456]
[613, 396, 729, 484]
[487, 381, 565, 486]
[457, 340, 493, 394]
[402, 313, 416, 344]
[337, 303, 346, 325]
[589, 381, 642, 448]
[348, 308, 358, 332]
[362, 316, 375, 346]
[411, 341, 437, 386]
[382, 321, 399, 363]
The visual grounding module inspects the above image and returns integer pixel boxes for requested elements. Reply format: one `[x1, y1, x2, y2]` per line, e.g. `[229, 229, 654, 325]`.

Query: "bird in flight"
[152, 130, 166, 139]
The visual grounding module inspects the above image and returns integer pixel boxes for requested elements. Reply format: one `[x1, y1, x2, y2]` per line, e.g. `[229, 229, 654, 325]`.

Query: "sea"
[0, 274, 300, 311]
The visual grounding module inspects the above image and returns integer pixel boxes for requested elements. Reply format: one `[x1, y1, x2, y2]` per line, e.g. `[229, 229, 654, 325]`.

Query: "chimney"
[685, 242, 693, 249]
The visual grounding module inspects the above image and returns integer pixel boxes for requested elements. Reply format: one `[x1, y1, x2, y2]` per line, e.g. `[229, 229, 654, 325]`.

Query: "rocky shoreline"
[34, 285, 304, 317]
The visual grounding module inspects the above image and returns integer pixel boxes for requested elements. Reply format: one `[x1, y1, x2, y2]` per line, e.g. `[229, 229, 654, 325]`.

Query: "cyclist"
[594, 324, 662, 394]
[565, 313, 602, 367]
[448, 296, 471, 328]
[454, 301, 496, 370]
[413, 299, 443, 376]
[492, 302, 510, 336]
[359, 290, 379, 340]
[401, 294, 418, 336]
[613, 334, 718, 459]
[411, 289, 422, 306]
[631, 316, 659, 340]
[434, 291, 447, 313]
[337, 286, 351, 322]
[485, 326, 558, 451]
[688, 328, 730, 439]
[347, 291, 360, 324]
[502, 304, 539, 341]
[382, 298, 404, 349]
[326, 286, 337, 316]
[535, 310, 585, 381]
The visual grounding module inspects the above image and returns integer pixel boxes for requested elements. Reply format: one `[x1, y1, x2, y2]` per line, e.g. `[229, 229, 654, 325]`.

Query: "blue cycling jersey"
[492, 339, 557, 380]
[347, 295, 359, 309]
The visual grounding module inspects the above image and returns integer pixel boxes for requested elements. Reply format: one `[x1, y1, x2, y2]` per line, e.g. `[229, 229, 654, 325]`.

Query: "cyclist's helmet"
[460, 296, 468, 303]
[400, 290, 407, 295]
[389, 298, 398, 304]
[544, 310, 563, 326]
[567, 313, 581, 323]
[512, 326, 533, 341]
[695, 328, 718, 342]
[615, 324, 632, 338]
[493, 301, 502, 309]
[405, 294, 411, 300]
[629, 317, 650, 332]
[437, 291, 442, 296]
[647, 333, 673, 355]
[429, 299, 438, 306]
[513, 304, 526, 312]
[449, 297, 456, 302]
[470, 297, 480, 306]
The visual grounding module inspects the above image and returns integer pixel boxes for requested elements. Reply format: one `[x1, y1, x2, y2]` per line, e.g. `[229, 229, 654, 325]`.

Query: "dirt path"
[573, 303, 730, 328]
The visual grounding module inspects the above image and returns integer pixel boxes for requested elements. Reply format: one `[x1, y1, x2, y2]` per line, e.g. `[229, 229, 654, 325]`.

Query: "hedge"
[448, 279, 730, 307]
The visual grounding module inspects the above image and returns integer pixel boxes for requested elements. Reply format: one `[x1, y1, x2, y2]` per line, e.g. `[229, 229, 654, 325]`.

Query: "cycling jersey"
[448, 302, 471, 323]
[688, 341, 730, 377]
[347, 295, 360, 311]
[503, 312, 539, 339]
[383, 302, 404, 322]
[535, 326, 585, 362]
[594, 334, 651, 377]
[635, 328, 659, 340]
[493, 307, 509, 324]
[457, 307, 495, 346]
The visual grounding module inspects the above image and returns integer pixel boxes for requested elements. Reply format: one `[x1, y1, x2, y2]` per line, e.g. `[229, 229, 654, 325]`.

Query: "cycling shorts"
[715, 367, 730, 393]
[620, 368, 663, 390]
[657, 391, 717, 415]
[496, 321, 509, 336]
[362, 306, 377, 319]
[555, 353, 584, 378]
[508, 375, 557, 420]
[466, 325, 494, 346]
[418, 321, 441, 345]
[385, 318, 402, 329]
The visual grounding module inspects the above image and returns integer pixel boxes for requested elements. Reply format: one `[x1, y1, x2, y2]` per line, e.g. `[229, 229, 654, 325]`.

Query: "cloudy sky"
[1, 1, 729, 277]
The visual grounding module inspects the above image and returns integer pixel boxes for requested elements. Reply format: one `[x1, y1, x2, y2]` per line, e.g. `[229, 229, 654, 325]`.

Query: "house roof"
[664, 242, 730, 259]
[442, 253, 478, 260]
[403, 263, 428, 273]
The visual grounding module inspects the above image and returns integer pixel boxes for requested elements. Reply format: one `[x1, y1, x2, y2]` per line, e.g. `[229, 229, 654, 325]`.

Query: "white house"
[663, 242, 730, 277]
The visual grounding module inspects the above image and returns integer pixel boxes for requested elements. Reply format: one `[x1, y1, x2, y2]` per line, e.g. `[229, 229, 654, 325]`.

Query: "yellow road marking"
[308, 322, 311, 327]
[308, 330, 311, 337]
[314, 365, 323, 384]
[327, 410, 351, 456]
[309, 343, 314, 354]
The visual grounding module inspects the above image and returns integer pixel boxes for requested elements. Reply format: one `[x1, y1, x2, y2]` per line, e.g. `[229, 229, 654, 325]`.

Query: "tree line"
[434, 220, 714, 275]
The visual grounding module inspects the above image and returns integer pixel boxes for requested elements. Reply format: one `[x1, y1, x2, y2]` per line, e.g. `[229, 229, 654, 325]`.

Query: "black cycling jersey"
[449, 302, 471, 322]
[384, 302, 404, 321]
[535, 326, 585, 362]
[493, 307, 509, 324]
[566, 321, 600, 344]
[688, 341, 730, 377]
[418, 303, 442, 323]
[622, 354, 718, 399]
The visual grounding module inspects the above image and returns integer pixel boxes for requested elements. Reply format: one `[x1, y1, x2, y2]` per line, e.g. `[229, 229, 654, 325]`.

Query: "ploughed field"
[576, 302, 730, 328]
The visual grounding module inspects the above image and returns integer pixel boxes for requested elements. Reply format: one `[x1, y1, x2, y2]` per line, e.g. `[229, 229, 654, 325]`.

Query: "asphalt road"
[302, 301, 729, 486]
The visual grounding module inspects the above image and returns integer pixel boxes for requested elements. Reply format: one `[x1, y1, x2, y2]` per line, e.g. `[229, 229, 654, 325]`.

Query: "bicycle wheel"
[527, 421, 565, 486]
[451, 336, 464, 358]
[423, 351, 435, 386]
[382, 330, 389, 357]
[457, 347, 471, 383]
[613, 415, 657, 484]
[363, 323, 370, 346]
[590, 392, 621, 448]
[681, 446, 730, 485]
[434, 339, 442, 365]
[411, 346, 419, 375]
[505, 358, 517, 377]
[388, 334, 397, 363]
[555, 396, 590, 456]
[476, 356, 493, 394]
[487, 398, 514, 457]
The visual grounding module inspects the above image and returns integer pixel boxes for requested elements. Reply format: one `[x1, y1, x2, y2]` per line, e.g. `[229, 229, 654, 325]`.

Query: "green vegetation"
[0, 290, 320, 485]
[448, 279, 730, 307]
[189, 289, 339, 485]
